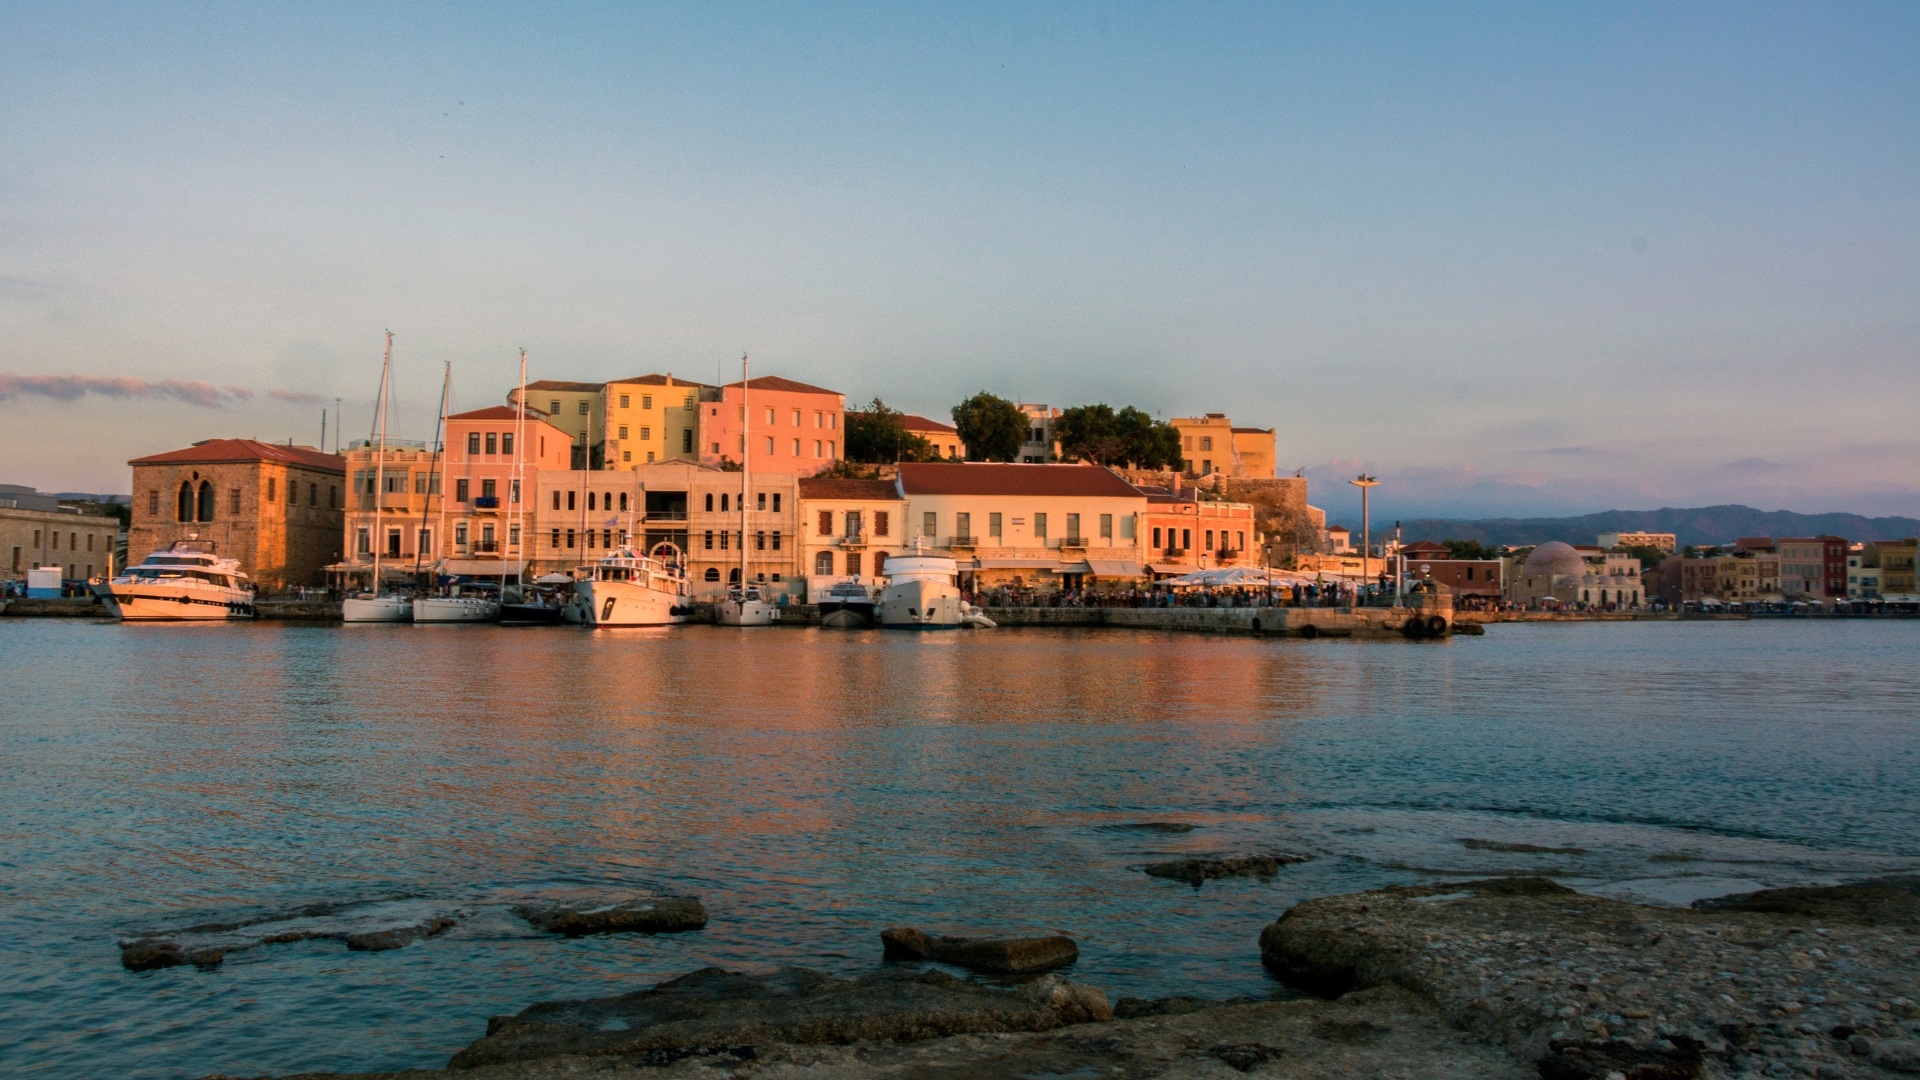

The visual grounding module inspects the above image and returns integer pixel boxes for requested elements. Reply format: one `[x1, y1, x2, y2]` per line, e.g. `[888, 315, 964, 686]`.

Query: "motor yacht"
[879, 553, 964, 629]
[817, 580, 878, 628]
[570, 544, 692, 627]
[98, 541, 255, 620]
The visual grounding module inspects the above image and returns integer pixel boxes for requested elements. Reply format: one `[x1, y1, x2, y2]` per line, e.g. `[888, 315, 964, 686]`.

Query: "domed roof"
[1523, 541, 1587, 579]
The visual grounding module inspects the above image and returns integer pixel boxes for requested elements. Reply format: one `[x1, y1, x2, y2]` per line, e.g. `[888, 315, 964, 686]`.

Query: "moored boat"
[879, 553, 963, 629]
[99, 541, 255, 621]
[413, 593, 500, 623]
[571, 544, 691, 627]
[715, 583, 779, 626]
[342, 594, 413, 623]
[818, 580, 878, 628]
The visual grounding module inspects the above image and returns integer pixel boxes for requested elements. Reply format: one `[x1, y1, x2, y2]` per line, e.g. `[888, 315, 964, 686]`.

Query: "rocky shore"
[203, 878, 1919, 1080]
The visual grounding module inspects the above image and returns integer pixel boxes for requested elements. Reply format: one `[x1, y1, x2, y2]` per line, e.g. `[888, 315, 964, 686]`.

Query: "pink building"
[442, 406, 572, 576]
[698, 375, 845, 477]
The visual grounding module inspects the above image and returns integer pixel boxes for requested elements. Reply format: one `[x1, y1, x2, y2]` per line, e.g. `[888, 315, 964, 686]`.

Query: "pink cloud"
[0, 372, 230, 407]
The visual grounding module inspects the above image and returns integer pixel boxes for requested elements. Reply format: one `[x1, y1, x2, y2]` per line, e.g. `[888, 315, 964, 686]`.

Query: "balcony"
[471, 540, 501, 555]
[473, 496, 500, 509]
[1059, 537, 1087, 553]
[948, 535, 976, 551]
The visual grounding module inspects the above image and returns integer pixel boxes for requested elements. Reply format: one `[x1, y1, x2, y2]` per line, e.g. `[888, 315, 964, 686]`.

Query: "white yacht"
[343, 594, 413, 623]
[571, 544, 692, 627]
[879, 552, 964, 630]
[413, 591, 500, 623]
[715, 583, 779, 626]
[99, 541, 255, 621]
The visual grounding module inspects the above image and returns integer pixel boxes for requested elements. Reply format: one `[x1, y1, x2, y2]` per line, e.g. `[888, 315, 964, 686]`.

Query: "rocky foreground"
[218, 878, 1920, 1080]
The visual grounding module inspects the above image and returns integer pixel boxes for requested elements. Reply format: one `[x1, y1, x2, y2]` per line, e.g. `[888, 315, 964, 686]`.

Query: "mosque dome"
[1523, 541, 1587, 579]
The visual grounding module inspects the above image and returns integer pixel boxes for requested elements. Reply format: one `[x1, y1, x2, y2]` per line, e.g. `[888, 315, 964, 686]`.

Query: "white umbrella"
[534, 572, 574, 584]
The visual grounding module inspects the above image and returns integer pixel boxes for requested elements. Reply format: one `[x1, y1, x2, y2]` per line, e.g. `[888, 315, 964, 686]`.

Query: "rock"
[1141, 854, 1304, 885]
[879, 927, 1078, 973]
[1875, 1040, 1920, 1074]
[1257, 876, 1920, 1080]
[119, 940, 226, 971]
[510, 896, 707, 937]
[1690, 882, 1920, 925]
[446, 965, 1113, 1069]
[1113, 995, 1219, 1019]
[1207, 1042, 1284, 1071]
[345, 917, 458, 951]
[1458, 838, 1587, 855]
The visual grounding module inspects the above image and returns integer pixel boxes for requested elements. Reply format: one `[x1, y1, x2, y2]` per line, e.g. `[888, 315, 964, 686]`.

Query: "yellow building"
[1877, 537, 1918, 599]
[1169, 414, 1276, 478]
[896, 462, 1148, 593]
[797, 476, 910, 590]
[601, 374, 717, 469]
[507, 380, 603, 469]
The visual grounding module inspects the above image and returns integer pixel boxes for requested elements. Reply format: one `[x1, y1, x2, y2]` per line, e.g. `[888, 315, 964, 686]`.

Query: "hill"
[1386, 505, 1920, 549]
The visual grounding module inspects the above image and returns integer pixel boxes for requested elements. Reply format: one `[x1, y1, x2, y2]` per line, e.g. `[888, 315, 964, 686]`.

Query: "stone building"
[900, 414, 963, 461]
[127, 439, 346, 590]
[2, 485, 122, 586]
[895, 462, 1149, 594]
[1395, 541, 1503, 599]
[698, 375, 846, 477]
[1511, 541, 1642, 608]
[1169, 414, 1277, 478]
[797, 477, 910, 593]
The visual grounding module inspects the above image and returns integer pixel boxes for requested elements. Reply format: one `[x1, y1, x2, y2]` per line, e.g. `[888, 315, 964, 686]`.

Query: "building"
[1512, 541, 1642, 608]
[128, 439, 346, 590]
[2, 485, 123, 587]
[1326, 525, 1352, 553]
[508, 380, 605, 469]
[1016, 404, 1060, 463]
[337, 438, 439, 590]
[1138, 483, 1257, 577]
[1168, 414, 1277, 478]
[1778, 536, 1849, 599]
[1395, 540, 1502, 598]
[438, 407, 574, 583]
[698, 375, 845, 477]
[1878, 537, 1919, 600]
[601, 374, 717, 469]
[900, 414, 963, 461]
[1230, 426, 1276, 478]
[1847, 545, 1882, 600]
[1597, 531, 1677, 553]
[896, 462, 1148, 594]
[797, 477, 910, 593]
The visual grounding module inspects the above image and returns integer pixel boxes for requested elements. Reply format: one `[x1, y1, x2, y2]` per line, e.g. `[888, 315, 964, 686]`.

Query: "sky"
[2, 2, 1916, 523]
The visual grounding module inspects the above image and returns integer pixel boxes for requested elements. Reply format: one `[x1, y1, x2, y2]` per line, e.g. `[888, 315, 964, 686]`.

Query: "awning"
[976, 558, 1063, 570]
[439, 559, 527, 577]
[1056, 561, 1093, 575]
[1147, 563, 1188, 575]
[1085, 559, 1145, 578]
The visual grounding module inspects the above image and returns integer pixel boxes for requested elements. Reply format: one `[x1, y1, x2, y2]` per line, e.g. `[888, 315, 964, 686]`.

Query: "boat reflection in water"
[569, 543, 692, 627]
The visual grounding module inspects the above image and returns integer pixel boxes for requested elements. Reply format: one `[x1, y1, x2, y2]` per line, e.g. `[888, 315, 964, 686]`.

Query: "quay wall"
[0, 598, 108, 617]
[984, 604, 1450, 638]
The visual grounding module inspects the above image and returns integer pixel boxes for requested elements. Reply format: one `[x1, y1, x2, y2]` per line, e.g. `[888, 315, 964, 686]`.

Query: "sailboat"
[415, 363, 501, 624]
[499, 349, 565, 626]
[713, 353, 777, 626]
[342, 331, 413, 623]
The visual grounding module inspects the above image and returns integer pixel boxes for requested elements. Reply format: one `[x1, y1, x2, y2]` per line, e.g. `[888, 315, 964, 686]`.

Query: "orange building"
[1139, 483, 1256, 577]
[698, 375, 845, 476]
[438, 406, 573, 581]
[128, 439, 346, 589]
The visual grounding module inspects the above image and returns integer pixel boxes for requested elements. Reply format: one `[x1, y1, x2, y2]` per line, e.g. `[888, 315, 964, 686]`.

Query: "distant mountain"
[1383, 505, 1920, 549]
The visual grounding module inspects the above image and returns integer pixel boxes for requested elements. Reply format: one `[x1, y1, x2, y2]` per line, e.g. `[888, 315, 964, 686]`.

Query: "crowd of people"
[965, 579, 1405, 609]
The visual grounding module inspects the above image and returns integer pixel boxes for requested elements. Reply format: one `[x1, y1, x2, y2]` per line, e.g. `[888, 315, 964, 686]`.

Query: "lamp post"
[1349, 474, 1378, 597]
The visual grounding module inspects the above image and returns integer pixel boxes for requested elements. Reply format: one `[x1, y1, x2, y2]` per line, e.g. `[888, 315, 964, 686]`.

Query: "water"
[1, 618, 1915, 1078]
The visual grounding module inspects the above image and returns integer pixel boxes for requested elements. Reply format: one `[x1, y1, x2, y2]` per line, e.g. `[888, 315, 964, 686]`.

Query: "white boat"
[572, 544, 692, 627]
[413, 594, 500, 623]
[342, 594, 412, 622]
[715, 583, 779, 626]
[99, 541, 255, 621]
[879, 553, 964, 630]
[817, 580, 878, 628]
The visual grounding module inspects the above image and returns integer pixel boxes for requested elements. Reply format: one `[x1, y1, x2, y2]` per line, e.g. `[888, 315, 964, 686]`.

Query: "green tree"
[845, 398, 937, 463]
[951, 392, 1027, 462]
[1055, 404, 1183, 469]
[1443, 539, 1498, 561]
[1623, 543, 1669, 570]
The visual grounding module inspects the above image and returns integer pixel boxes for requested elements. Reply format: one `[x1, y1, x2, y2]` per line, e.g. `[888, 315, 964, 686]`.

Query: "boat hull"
[818, 601, 877, 628]
[499, 602, 566, 626]
[342, 596, 413, 623]
[100, 584, 253, 621]
[413, 597, 499, 623]
[714, 598, 779, 626]
[575, 579, 688, 627]
[879, 578, 964, 629]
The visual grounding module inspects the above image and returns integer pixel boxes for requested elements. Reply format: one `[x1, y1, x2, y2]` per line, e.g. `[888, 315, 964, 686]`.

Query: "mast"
[371, 331, 391, 595]
[739, 353, 749, 591]
[436, 363, 452, 594]
[414, 363, 450, 583]
[510, 348, 527, 593]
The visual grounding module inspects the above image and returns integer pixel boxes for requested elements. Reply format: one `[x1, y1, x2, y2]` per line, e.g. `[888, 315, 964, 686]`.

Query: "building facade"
[1168, 414, 1276, 478]
[900, 414, 963, 461]
[1597, 531, 1677, 553]
[1778, 536, 1849, 599]
[508, 380, 605, 469]
[1016, 404, 1060, 463]
[797, 477, 910, 594]
[128, 439, 346, 590]
[1139, 485, 1257, 576]
[1395, 541, 1503, 598]
[698, 376, 845, 477]
[895, 462, 1148, 594]
[601, 374, 717, 469]
[2, 486, 122, 586]
[1878, 537, 1919, 599]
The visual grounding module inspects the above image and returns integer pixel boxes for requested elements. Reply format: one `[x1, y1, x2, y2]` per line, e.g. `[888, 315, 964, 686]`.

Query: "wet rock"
[346, 917, 458, 951]
[1141, 854, 1304, 885]
[511, 896, 707, 937]
[1113, 995, 1218, 1019]
[1690, 882, 1920, 925]
[1458, 838, 1587, 855]
[879, 927, 1078, 973]
[1535, 1036, 1702, 1079]
[1207, 1041, 1284, 1071]
[447, 965, 1112, 1069]
[120, 940, 226, 971]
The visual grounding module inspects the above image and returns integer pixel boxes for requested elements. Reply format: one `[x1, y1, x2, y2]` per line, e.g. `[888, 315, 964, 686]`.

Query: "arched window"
[177, 482, 194, 523]
[729, 567, 741, 584]
[705, 493, 713, 512]
[196, 481, 215, 522]
[703, 567, 720, 582]
[814, 551, 833, 575]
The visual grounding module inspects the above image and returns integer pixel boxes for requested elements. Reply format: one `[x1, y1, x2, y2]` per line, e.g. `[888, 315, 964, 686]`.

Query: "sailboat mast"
[510, 348, 526, 593]
[371, 330, 391, 593]
[740, 353, 749, 589]
[414, 363, 450, 582]
[436, 363, 452, 593]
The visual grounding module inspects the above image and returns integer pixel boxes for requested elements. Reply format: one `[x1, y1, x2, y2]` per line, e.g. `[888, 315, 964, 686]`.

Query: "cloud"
[0, 373, 231, 407]
[225, 385, 255, 400]
[1537, 445, 1601, 456]
[270, 389, 326, 405]
[1722, 457, 1788, 474]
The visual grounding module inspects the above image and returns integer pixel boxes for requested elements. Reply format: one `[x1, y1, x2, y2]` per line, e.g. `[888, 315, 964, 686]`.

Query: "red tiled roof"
[1400, 541, 1451, 554]
[797, 478, 903, 500]
[723, 375, 841, 396]
[900, 414, 958, 435]
[521, 379, 603, 392]
[449, 406, 547, 422]
[897, 463, 1144, 498]
[610, 374, 715, 388]
[129, 439, 345, 474]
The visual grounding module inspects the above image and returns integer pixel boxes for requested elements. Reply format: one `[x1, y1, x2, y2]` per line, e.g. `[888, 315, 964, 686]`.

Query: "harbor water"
[1, 619, 1915, 1078]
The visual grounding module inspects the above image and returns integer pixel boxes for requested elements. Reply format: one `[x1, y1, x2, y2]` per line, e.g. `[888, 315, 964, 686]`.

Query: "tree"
[951, 392, 1027, 462]
[1443, 539, 1498, 561]
[845, 398, 937, 463]
[1054, 404, 1184, 469]
[1622, 543, 1669, 570]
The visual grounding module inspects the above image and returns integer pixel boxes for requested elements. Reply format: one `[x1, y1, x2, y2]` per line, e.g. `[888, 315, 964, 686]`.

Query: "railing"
[1162, 548, 1187, 558]
[473, 496, 500, 509]
[472, 540, 500, 554]
[645, 511, 689, 521]
[948, 535, 975, 550]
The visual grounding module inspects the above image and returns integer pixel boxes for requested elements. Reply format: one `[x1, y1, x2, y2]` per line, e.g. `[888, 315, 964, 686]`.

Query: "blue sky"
[2, 2, 1915, 521]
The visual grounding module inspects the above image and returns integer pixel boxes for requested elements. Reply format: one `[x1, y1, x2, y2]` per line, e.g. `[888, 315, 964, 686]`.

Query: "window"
[619, 394, 630, 409]
[481, 479, 497, 501]
[828, 414, 836, 429]
[467, 433, 481, 454]
[148, 491, 159, 516]
[197, 483, 213, 520]
[874, 511, 887, 536]
[51, 531, 58, 550]
[792, 438, 800, 455]
[766, 407, 775, 424]
[86, 534, 94, 552]
[10, 548, 18, 572]
[329, 485, 337, 508]
[814, 411, 823, 428]
[1100, 514, 1112, 540]
[772, 531, 781, 550]
[818, 510, 833, 536]
[922, 511, 937, 537]
[989, 512, 1002, 539]
[549, 399, 560, 414]
[1066, 513, 1080, 541]
[682, 430, 693, 453]
[772, 493, 781, 512]
[566, 490, 575, 510]
[455, 523, 468, 546]
[618, 492, 628, 511]
[705, 567, 721, 581]
[1200, 436, 1213, 451]
[1034, 513, 1048, 540]
[757, 492, 767, 511]
[719, 493, 729, 512]
[813, 440, 822, 457]
[642, 395, 652, 409]
[511, 479, 520, 504]
[756, 531, 766, 550]
[1120, 515, 1134, 539]
[456, 479, 470, 503]
[846, 511, 862, 536]
[578, 401, 590, 415]
[792, 409, 801, 426]
[553, 490, 562, 510]
[1182, 528, 1191, 549]
[720, 529, 729, 550]
[704, 530, 714, 549]
[764, 436, 774, 454]
[639, 427, 650, 441]
[502, 433, 513, 456]
[1205, 529, 1214, 550]
[587, 491, 597, 511]
[1237, 531, 1245, 551]
[815, 551, 832, 574]
[1183, 436, 1193, 450]
[956, 512, 971, 540]
[551, 528, 560, 547]
[712, 442, 720, 454]
[828, 440, 835, 457]
[485, 432, 498, 455]
[1153, 527, 1163, 548]
[420, 528, 433, 554]
[357, 528, 370, 554]
[619, 426, 629, 440]
[266, 477, 276, 503]
[566, 529, 575, 548]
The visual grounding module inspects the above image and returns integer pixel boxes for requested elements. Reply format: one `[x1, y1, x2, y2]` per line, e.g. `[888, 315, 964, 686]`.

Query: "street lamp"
[1349, 473, 1379, 593]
